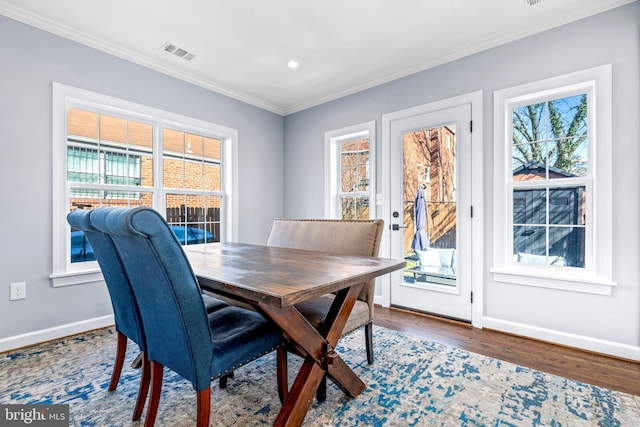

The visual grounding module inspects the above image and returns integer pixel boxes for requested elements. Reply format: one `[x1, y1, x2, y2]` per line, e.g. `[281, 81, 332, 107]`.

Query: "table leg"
[274, 357, 325, 426]
[257, 283, 366, 426]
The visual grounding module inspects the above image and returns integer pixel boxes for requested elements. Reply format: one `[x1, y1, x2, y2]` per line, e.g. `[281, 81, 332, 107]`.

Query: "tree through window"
[511, 94, 588, 268]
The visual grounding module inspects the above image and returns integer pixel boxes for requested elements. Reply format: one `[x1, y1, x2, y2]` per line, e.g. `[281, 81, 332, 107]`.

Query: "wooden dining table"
[185, 242, 406, 427]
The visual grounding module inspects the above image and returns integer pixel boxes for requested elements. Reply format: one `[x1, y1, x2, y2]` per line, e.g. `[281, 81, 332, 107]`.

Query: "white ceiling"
[0, 0, 634, 115]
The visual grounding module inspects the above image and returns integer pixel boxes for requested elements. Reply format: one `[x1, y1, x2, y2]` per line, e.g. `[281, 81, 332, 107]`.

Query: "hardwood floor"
[373, 306, 640, 396]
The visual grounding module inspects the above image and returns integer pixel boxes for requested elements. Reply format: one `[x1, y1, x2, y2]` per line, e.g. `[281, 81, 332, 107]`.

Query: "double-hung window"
[325, 121, 376, 220]
[492, 65, 615, 295]
[51, 83, 237, 286]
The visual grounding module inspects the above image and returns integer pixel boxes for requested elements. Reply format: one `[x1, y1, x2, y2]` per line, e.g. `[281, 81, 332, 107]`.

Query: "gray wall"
[0, 15, 284, 339]
[283, 3, 640, 352]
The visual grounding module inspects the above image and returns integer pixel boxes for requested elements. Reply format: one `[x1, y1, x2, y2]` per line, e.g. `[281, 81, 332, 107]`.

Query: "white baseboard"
[483, 316, 640, 361]
[0, 315, 115, 353]
[374, 294, 386, 307]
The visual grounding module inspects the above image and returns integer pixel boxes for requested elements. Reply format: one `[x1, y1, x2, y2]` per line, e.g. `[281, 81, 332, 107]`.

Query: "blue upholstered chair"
[67, 208, 229, 421]
[67, 208, 150, 420]
[91, 207, 287, 427]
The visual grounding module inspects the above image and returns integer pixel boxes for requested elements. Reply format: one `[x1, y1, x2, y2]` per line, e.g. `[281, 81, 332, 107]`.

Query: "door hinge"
[470, 291, 474, 303]
[470, 120, 473, 133]
[470, 206, 473, 218]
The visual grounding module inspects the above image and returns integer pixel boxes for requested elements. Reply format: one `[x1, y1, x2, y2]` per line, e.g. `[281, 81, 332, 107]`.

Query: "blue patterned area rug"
[1, 326, 638, 426]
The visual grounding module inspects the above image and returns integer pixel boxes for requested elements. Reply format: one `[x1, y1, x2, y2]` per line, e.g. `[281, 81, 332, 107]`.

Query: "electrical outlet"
[10, 282, 26, 300]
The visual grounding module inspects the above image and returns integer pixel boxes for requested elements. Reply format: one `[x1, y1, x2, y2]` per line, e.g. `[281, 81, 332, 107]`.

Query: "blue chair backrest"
[91, 207, 213, 391]
[67, 209, 145, 350]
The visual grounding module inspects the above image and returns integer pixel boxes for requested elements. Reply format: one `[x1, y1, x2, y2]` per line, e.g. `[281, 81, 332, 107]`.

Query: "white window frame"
[492, 65, 615, 295]
[324, 121, 376, 219]
[51, 83, 238, 287]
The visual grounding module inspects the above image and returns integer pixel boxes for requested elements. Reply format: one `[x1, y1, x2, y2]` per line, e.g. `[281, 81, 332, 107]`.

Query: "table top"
[185, 242, 406, 308]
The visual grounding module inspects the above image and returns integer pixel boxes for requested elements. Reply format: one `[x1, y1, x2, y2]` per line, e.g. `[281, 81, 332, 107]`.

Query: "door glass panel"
[402, 125, 457, 287]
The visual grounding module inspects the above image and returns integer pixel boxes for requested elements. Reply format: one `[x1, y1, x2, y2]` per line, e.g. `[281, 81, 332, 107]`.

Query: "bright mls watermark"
[1, 405, 69, 426]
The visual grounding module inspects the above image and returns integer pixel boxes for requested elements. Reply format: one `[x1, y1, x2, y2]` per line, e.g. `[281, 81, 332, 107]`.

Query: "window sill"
[491, 268, 616, 295]
[50, 269, 104, 287]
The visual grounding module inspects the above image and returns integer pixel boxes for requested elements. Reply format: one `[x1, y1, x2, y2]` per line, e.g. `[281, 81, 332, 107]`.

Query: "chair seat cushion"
[209, 306, 284, 377]
[295, 294, 370, 336]
[202, 294, 228, 313]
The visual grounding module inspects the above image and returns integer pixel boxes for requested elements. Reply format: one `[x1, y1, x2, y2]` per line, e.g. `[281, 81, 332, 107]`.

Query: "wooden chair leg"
[276, 347, 288, 403]
[218, 371, 234, 388]
[109, 332, 128, 391]
[196, 388, 211, 427]
[132, 352, 150, 421]
[131, 352, 143, 369]
[316, 375, 327, 402]
[365, 323, 374, 365]
[144, 362, 163, 427]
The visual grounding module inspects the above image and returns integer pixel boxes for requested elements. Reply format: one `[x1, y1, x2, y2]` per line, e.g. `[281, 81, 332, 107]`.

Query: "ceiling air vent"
[523, 0, 545, 6]
[161, 42, 196, 61]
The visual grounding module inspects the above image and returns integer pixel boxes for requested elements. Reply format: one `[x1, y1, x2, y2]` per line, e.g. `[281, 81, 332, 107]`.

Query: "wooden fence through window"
[166, 205, 221, 242]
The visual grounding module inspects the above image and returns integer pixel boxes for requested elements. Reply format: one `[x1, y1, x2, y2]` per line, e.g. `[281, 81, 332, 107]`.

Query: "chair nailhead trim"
[211, 344, 284, 379]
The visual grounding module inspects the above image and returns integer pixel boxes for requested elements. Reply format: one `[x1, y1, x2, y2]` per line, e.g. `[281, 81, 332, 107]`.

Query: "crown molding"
[0, 1, 286, 115]
[1, 0, 634, 117]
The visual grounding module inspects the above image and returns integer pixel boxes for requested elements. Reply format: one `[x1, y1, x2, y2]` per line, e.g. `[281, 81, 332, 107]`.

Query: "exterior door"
[388, 103, 473, 321]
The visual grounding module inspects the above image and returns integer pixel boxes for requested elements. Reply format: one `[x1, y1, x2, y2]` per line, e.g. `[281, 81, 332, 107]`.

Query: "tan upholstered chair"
[266, 218, 384, 365]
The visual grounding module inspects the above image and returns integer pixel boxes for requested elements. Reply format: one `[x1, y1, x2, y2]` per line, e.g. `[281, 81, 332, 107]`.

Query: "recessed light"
[287, 60, 299, 69]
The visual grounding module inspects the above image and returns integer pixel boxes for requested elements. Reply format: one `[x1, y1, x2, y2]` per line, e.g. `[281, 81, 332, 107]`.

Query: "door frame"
[379, 91, 484, 328]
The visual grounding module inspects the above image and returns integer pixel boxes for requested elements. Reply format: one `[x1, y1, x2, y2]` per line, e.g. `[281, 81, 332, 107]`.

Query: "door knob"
[391, 224, 408, 231]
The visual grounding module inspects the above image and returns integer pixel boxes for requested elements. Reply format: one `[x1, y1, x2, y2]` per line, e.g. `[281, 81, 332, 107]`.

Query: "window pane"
[548, 94, 587, 139]
[513, 226, 546, 261]
[165, 194, 219, 245]
[549, 226, 585, 268]
[548, 137, 588, 178]
[512, 142, 548, 180]
[549, 187, 586, 225]
[67, 147, 99, 183]
[340, 196, 369, 220]
[100, 114, 126, 144]
[340, 139, 369, 192]
[70, 229, 95, 263]
[513, 189, 546, 225]
[69, 189, 99, 209]
[164, 129, 221, 191]
[67, 108, 98, 139]
[513, 103, 547, 144]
